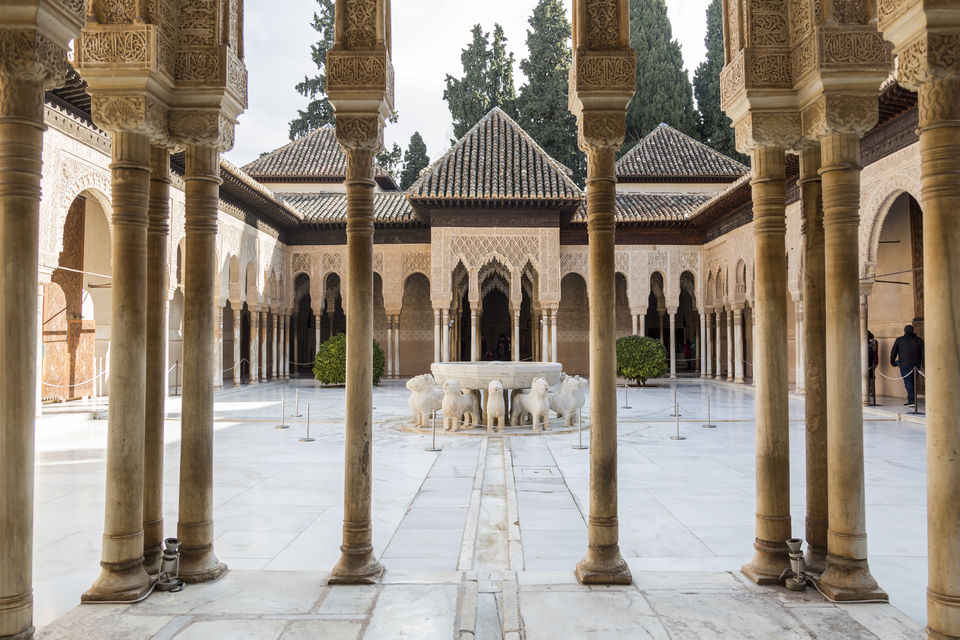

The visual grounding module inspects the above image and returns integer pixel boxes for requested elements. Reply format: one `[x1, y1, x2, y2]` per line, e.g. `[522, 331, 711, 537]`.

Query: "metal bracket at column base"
[741, 543, 791, 585]
[814, 557, 887, 602]
[0, 626, 35, 640]
[575, 548, 632, 585]
[329, 554, 384, 585]
[81, 562, 153, 603]
[177, 549, 228, 584]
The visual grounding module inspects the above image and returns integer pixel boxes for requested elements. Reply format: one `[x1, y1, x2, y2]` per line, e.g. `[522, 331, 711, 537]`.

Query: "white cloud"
[226, 0, 711, 167]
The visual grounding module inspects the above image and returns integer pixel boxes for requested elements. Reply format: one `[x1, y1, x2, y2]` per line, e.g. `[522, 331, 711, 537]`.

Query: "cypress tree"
[693, 0, 746, 162]
[400, 132, 430, 190]
[517, 0, 584, 184]
[443, 24, 518, 140]
[625, 0, 700, 149]
[288, 0, 336, 140]
[377, 143, 402, 184]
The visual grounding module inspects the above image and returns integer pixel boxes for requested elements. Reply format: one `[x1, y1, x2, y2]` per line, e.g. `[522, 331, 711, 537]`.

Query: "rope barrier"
[874, 367, 916, 381]
[42, 369, 107, 388]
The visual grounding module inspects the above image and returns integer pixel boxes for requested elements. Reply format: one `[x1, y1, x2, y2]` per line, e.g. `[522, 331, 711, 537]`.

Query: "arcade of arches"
[1, 1, 959, 639]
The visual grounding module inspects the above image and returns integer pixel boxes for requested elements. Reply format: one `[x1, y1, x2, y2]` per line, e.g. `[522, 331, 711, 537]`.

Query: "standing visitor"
[890, 325, 924, 407]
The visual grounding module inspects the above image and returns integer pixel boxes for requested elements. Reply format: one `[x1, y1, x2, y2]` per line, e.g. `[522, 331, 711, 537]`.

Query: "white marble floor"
[30, 378, 927, 638]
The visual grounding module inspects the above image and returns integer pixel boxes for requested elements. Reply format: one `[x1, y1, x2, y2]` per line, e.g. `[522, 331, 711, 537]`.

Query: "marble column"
[631, 313, 638, 336]
[273, 312, 279, 379]
[817, 133, 884, 601]
[329, 138, 382, 584]
[385, 316, 394, 376]
[250, 309, 260, 383]
[551, 309, 558, 364]
[232, 310, 241, 386]
[470, 308, 478, 361]
[291, 314, 299, 372]
[541, 309, 549, 362]
[575, 140, 630, 585]
[512, 308, 520, 362]
[726, 308, 734, 382]
[639, 313, 646, 337]
[698, 310, 706, 375]
[714, 309, 723, 380]
[83, 131, 153, 602]
[214, 303, 224, 388]
[0, 33, 72, 639]
[393, 315, 400, 376]
[177, 144, 227, 583]
[741, 145, 791, 584]
[144, 146, 171, 574]
[799, 144, 827, 574]
[658, 311, 664, 342]
[794, 297, 805, 393]
[442, 309, 451, 362]
[315, 308, 323, 359]
[733, 305, 744, 383]
[668, 310, 677, 378]
[434, 309, 442, 363]
[260, 311, 268, 381]
[703, 309, 713, 379]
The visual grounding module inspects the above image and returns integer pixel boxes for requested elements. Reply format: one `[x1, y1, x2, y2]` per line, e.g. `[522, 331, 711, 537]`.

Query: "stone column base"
[576, 546, 632, 585]
[815, 556, 887, 602]
[741, 540, 791, 585]
[329, 549, 384, 585]
[81, 562, 153, 603]
[1, 626, 36, 640]
[177, 548, 228, 584]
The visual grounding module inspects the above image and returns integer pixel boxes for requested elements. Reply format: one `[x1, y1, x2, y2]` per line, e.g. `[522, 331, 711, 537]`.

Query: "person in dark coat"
[890, 325, 924, 406]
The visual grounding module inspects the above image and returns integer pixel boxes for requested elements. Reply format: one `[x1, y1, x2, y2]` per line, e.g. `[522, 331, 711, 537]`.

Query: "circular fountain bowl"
[430, 361, 563, 390]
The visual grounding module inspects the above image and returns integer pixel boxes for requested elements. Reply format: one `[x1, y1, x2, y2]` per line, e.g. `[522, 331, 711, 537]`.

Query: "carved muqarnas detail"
[344, 0, 377, 49]
[585, 0, 620, 49]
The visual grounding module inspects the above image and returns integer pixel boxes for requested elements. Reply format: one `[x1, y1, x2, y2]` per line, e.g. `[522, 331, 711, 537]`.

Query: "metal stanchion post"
[175, 360, 180, 396]
[914, 367, 919, 415]
[669, 386, 681, 417]
[290, 388, 302, 417]
[572, 408, 587, 450]
[299, 404, 315, 442]
[670, 405, 686, 440]
[425, 409, 441, 452]
[621, 381, 631, 409]
[702, 394, 716, 429]
[276, 396, 289, 429]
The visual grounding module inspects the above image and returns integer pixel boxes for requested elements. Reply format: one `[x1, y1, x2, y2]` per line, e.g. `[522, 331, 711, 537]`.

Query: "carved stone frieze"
[751, 13, 788, 47]
[92, 0, 142, 24]
[821, 30, 889, 67]
[79, 25, 154, 67]
[574, 51, 635, 90]
[327, 50, 387, 88]
[585, 0, 621, 49]
[801, 94, 879, 139]
[343, 0, 378, 49]
[896, 32, 960, 88]
[291, 252, 311, 277]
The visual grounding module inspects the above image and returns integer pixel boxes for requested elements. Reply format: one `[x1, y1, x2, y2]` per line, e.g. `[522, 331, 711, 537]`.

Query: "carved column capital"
[734, 111, 802, 153]
[90, 93, 170, 143]
[576, 110, 627, 155]
[0, 27, 72, 120]
[334, 114, 384, 180]
[169, 110, 236, 152]
[801, 95, 879, 141]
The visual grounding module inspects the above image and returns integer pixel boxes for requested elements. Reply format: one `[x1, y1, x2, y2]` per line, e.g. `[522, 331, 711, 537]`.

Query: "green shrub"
[616, 335, 668, 386]
[313, 333, 385, 386]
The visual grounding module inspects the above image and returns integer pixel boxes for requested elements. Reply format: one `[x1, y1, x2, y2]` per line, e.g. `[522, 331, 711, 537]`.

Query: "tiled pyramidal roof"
[573, 193, 712, 224]
[407, 107, 582, 204]
[616, 123, 748, 181]
[241, 124, 389, 182]
[280, 192, 417, 227]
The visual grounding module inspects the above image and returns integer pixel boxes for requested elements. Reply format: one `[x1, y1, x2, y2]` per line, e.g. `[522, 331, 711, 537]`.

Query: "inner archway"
[480, 288, 510, 361]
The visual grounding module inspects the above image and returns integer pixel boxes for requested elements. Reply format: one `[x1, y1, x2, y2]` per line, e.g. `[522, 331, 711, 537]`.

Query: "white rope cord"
[42, 369, 107, 388]
[289, 360, 315, 366]
[874, 366, 917, 381]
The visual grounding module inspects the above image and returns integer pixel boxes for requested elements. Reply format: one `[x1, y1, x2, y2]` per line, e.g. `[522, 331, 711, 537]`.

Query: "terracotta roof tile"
[407, 107, 582, 202]
[574, 192, 712, 224]
[616, 124, 748, 181]
[280, 192, 417, 226]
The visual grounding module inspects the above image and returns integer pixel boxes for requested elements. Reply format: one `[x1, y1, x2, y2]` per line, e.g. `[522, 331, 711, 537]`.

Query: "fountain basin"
[430, 361, 563, 390]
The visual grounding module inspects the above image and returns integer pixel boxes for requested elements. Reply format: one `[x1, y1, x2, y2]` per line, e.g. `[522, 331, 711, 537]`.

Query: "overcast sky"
[226, 0, 712, 167]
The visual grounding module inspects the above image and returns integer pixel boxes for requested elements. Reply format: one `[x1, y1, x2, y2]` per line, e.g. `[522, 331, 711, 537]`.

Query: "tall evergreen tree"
[443, 24, 518, 140]
[289, 0, 336, 140]
[693, 0, 745, 162]
[625, 0, 699, 149]
[517, 0, 584, 184]
[377, 143, 402, 184]
[400, 132, 430, 190]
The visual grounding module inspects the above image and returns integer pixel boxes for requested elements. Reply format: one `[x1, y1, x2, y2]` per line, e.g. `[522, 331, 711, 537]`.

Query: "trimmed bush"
[313, 333, 385, 386]
[616, 335, 668, 386]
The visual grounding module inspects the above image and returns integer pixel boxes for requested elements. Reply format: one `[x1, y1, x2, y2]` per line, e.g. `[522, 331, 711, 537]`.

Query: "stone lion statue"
[511, 377, 552, 431]
[486, 379, 505, 433]
[549, 375, 587, 426]
[441, 379, 479, 432]
[406, 374, 443, 427]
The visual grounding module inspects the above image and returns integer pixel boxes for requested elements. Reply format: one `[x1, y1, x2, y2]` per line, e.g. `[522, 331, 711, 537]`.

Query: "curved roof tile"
[616, 124, 748, 181]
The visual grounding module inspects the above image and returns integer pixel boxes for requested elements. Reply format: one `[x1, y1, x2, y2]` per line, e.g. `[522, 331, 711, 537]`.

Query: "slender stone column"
[83, 131, 153, 602]
[283, 313, 291, 378]
[434, 309, 442, 363]
[658, 311, 664, 342]
[386, 316, 394, 376]
[631, 313, 638, 335]
[668, 310, 677, 378]
[541, 309, 549, 361]
[575, 141, 631, 585]
[715, 310, 723, 380]
[278, 313, 284, 379]
[639, 313, 645, 337]
[442, 309, 451, 362]
[177, 144, 227, 583]
[698, 310, 706, 375]
[214, 304, 224, 388]
[799, 144, 827, 574]
[144, 145, 171, 574]
[703, 309, 712, 379]
[794, 298, 805, 393]
[393, 315, 399, 376]
[726, 308, 734, 382]
[510, 305, 520, 362]
[330, 138, 383, 584]
[817, 133, 884, 601]
[741, 145, 791, 584]
[470, 308, 478, 361]
[314, 308, 323, 359]
[0, 45, 71, 636]
[232, 311, 241, 386]
[733, 305, 744, 383]
[273, 312, 279, 379]
[260, 311, 268, 381]
[250, 309, 260, 383]
[551, 309, 558, 364]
